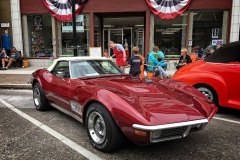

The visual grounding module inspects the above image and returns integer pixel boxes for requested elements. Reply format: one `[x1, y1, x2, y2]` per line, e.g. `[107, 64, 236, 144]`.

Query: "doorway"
[103, 28, 132, 57]
[102, 16, 145, 57]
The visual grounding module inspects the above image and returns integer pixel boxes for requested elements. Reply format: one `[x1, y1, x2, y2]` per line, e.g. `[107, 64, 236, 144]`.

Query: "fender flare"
[173, 72, 228, 107]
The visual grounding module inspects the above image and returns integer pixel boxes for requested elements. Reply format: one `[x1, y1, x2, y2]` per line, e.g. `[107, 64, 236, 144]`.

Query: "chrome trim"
[132, 119, 208, 131]
[50, 103, 83, 123]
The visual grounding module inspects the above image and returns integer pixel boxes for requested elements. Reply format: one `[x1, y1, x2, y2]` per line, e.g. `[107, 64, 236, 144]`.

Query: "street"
[0, 89, 239, 160]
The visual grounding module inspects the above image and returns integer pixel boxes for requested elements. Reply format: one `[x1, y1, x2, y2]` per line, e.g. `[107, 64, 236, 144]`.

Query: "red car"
[172, 41, 240, 110]
[31, 57, 217, 152]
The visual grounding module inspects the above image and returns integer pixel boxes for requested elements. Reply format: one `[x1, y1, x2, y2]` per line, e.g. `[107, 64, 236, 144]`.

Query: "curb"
[0, 84, 32, 90]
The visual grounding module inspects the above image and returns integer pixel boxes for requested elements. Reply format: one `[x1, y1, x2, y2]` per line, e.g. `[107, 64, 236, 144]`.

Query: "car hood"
[84, 76, 209, 125]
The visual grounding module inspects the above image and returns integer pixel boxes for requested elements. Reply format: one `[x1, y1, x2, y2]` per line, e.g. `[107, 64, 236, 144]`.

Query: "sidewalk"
[0, 67, 43, 89]
[0, 67, 176, 89]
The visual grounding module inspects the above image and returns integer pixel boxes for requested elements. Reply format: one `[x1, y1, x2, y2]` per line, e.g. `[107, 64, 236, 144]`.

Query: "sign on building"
[212, 28, 220, 39]
[62, 15, 84, 33]
[1, 23, 10, 28]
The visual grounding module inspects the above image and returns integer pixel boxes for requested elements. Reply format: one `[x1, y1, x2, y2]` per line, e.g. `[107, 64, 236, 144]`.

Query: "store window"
[192, 11, 224, 49]
[61, 14, 90, 56]
[154, 14, 188, 56]
[27, 14, 53, 57]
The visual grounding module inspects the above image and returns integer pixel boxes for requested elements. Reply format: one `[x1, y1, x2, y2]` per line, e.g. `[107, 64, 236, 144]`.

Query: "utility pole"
[71, 0, 78, 56]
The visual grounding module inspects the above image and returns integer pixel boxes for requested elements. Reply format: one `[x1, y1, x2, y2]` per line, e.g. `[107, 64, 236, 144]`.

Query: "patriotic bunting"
[42, 0, 87, 21]
[145, 0, 192, 19]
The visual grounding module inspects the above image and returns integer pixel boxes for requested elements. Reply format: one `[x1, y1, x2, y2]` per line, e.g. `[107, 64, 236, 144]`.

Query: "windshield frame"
[69, 59, 125, 79]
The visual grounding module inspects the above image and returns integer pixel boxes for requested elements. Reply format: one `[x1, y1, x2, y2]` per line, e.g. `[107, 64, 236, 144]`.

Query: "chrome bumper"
[132, 119, 208, 143]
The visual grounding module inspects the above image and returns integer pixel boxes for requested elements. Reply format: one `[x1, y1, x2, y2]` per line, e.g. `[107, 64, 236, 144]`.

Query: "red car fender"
[82, 89, 151, 138]
[173, 72, 228, 107]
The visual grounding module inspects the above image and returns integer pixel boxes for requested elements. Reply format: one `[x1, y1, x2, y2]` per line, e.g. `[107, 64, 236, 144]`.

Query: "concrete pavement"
[0, 67, 42, 89]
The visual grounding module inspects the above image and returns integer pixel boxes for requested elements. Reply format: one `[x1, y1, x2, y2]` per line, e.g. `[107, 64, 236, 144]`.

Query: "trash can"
[22, 59, 29, 68]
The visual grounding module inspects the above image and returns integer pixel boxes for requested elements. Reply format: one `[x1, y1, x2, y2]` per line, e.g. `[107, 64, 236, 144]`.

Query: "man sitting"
[2, 47, 22, 70]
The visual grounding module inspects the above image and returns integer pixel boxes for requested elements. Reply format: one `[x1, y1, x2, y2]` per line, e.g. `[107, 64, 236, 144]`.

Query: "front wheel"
[85, 103, 124, 152]
[195, 85, 218, 105]
[33, 82, 50, 111]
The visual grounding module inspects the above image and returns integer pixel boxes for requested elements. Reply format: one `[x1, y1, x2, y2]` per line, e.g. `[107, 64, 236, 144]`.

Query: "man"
[2, 47, 22, 70]
[1, 29, 12, 56]
[108, 41, 126, 68]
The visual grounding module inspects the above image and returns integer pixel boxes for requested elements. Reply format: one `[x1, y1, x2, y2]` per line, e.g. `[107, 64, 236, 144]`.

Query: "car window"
[51, 61, 70, 78]
[70, 60, 123, 79]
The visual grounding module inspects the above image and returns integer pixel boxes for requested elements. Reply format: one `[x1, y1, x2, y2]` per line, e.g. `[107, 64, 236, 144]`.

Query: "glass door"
[103, 28, 134, 58]
[103, 29, 123, 56]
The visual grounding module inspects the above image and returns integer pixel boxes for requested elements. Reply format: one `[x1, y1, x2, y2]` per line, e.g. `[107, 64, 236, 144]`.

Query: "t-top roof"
[47, 56, 109, 71]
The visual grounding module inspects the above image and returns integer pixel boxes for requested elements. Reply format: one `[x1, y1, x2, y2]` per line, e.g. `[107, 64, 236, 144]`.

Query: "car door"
[222, 62, 240, 108]
[49, 61, 73, 110]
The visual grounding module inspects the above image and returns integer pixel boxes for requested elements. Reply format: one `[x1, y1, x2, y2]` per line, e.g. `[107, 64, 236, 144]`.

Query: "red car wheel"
[85, 103, 124, 152]
[195, 84, 218, 105]
[33, 82, 50, 111]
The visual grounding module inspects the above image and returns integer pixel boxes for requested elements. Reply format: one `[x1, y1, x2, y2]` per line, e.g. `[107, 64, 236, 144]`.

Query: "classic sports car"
[31, 57, 217, 152]
[172, 41, 240, 110]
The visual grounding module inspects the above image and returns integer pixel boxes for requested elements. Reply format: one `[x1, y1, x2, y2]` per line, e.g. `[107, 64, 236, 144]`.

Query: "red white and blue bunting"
[42, 0, 87, 21]
[145, 0, 192, 20]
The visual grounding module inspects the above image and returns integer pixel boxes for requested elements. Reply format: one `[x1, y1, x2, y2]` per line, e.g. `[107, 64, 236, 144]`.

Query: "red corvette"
[172, 41, 240, 110]
[31, 57, 217, 152]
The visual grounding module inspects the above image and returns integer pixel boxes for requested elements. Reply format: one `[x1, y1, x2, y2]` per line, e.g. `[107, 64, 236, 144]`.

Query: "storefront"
[20, 0, 233, 61]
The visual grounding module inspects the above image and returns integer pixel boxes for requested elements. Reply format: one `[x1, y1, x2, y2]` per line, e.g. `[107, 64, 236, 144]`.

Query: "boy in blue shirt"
[127, 47, 142, 78]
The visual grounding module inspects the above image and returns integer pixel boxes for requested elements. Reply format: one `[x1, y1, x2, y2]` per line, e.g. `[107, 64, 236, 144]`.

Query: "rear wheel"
[33, 82, 50, 111]
[195, 84, 218, 105]
[85, 103, 124, 152]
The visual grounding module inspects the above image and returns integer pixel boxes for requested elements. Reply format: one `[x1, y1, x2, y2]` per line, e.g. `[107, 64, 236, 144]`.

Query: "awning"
[145, 0, 193, 20]
[42, 0, 87, 21]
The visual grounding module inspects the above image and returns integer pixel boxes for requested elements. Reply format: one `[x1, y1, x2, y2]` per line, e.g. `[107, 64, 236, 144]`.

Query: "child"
[103, 49, 109, 58]
[153, 53, 169, 79]
[127, 47, 142, 78]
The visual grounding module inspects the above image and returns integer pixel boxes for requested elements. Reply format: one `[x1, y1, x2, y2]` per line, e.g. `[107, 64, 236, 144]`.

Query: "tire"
[85, 103, 124, 152]
[195, 84, 218, 105]
[33, 82, 50, 111]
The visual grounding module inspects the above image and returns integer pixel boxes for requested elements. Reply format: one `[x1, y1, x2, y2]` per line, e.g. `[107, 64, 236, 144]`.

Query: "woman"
[109, 41, 126, 67]
[176, 48, 192, 70]
[147, 46, 168, 79]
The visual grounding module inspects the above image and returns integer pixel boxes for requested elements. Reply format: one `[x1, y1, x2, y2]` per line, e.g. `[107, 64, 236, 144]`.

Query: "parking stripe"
[0, 98, 103, 160]
[213, 117, 240, 124]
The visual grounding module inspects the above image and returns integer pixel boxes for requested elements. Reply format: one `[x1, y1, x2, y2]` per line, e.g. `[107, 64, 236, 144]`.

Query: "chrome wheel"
[33, 87, 40, 106]
[88, 111, 106, 144]
[197, 87, 213, 102]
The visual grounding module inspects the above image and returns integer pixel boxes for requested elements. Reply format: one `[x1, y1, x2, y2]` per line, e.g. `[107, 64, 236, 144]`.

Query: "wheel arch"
[32, 79, 40, 88]
[173, 72, 229, 107]
[193, 82, 228, 107]
[193, 83, 219, 105]
[82, 100, 109, 124]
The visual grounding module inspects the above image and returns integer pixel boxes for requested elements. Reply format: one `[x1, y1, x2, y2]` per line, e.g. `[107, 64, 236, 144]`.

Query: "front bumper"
[132, 119, 208, 143]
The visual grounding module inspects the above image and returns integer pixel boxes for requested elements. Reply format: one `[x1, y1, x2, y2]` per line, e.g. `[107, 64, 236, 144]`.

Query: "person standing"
[108, 41, 126, 68]
[1, 29, 12, 56]
[127, 46, 142, 78]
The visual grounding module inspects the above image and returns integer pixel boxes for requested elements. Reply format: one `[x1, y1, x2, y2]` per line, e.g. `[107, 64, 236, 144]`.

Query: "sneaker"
[5, 67, 8, 70]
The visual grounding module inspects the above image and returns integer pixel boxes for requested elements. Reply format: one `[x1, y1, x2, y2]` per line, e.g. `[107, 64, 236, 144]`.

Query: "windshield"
[70, 60, 124, 79]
